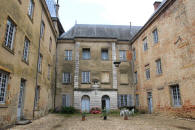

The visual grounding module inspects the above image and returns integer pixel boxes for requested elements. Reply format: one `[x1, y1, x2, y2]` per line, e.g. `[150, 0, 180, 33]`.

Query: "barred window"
[65, 50, 72, 61]
[82, 72, 90, 83]
[4, 19, 16, 50]
[23, 38, 30, 62]
[119, 50, 126, 61]
[171, 85, 181, 107]
[0, 71, 8, 104]
[62, 72, 71, 83]
[28, 0, 34, 19]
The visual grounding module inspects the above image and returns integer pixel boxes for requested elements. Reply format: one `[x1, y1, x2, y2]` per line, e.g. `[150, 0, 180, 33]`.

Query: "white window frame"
[119, 50, 126, 61]
[171, 85, 181, 107]
[4, 19, 16, 50]
[82, 71, 90, 83]
[62, 94, 71, 107]
[65, 50, 72, 61]
[28, 0, 34, 19]
[0, 71, 9, 104]
[23, 38, 30, 62]
[62, 72, 71, 83]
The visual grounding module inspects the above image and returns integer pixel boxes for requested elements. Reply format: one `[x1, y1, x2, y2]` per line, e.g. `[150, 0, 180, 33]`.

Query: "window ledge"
[156, 73, 163, 77]
[22, 59, 29, 65]
[81, 83, 91, 84]
[0, 104, 8, 108]
[120, 83, 129, 85]
[2, 44, 15, 55]
[62, 83, 72, 85]
[101, 82, 110, 84]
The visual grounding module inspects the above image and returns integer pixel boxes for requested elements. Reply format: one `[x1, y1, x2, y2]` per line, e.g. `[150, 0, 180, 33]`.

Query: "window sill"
[101, 82, 110, 84]
[156, 73, 162, 77]
[0, 104, 8, 108]
[62, 83, 72, 85]
[120, 83, 129, 85]
[2, 44, 15, 55]
[81, 82, 91, 84]
[82, 59, 91, 60]
[22, 59, 29, 65]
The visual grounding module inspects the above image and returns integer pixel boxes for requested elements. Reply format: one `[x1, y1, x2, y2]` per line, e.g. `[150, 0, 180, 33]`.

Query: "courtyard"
[11, 114, 195, 130]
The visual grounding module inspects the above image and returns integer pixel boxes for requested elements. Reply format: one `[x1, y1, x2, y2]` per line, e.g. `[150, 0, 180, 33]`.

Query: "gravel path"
[11, 114, 195, 130]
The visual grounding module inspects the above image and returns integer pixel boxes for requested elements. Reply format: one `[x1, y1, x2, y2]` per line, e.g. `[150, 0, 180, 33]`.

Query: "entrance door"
[102, 95, 110, 111]
[147, 92, 153, 114]
[81, 95, 90, 112]
[17, 80, 25, 120]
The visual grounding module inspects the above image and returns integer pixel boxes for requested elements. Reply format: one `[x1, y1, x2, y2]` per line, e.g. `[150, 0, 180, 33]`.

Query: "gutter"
[33, 9, 43, 120]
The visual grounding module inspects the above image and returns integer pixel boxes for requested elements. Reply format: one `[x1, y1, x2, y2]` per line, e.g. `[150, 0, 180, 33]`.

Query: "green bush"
[61, 106, 76, 114]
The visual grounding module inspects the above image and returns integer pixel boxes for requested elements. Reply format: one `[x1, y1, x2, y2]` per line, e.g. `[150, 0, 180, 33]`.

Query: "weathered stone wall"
[0, 0, 57, 128]
[132, 0, 195, 118]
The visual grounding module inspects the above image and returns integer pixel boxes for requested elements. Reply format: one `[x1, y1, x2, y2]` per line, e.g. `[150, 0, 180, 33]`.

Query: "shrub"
[61, 106, 76, 114]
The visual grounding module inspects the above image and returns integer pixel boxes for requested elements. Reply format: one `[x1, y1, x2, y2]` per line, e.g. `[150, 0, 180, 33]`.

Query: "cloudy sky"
[57, 0, 159, 31]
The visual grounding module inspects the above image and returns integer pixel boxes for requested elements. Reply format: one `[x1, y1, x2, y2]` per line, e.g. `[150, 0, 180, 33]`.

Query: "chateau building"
[56, 24, 141, 112]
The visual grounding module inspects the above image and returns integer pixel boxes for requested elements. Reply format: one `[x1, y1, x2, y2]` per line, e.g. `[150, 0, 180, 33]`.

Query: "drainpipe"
[33, 9, 43, 119]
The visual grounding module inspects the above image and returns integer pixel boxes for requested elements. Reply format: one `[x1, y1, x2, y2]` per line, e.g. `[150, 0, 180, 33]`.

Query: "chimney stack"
[55, 0, 59, 17]
[153, 1, 161, 11]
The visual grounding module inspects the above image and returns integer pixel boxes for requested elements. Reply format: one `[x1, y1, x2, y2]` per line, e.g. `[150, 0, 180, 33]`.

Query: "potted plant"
[124, 110, 129, 120]
[102, 108, 108, 120]
[82, 112, 86, 121]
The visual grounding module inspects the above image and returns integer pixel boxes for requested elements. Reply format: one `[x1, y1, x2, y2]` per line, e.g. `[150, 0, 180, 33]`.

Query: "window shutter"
[62, 73, 64, 83]
[62, 95, 66, 107]
[118, 95, 121, 108]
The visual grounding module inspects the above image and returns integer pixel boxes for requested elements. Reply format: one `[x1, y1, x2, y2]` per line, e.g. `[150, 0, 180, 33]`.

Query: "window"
[23, 38, 30, 62]
[62, 72, 71, 83]
[49, 37, 52, 52]
[4, 18, 16, 50]
[65, 50, 72, 61]
[0, 71, 8, 104]
[132, 48, 136, 61]
[38, 54, 43, 73]
[145, 65, 150, 80]
[28, 0, 34, 19]
[143, 37, 148, 51]
[101, 49, 108, 60]
[48, 64, 50, 80]
[134, 71, 138, 84]
[35, 86, 40, 108]
[118, 95, 133, 107]
[156, 59, 162, 75]
[170, 85, 181, 107]
[82, 71, 90, 83]
[119, 50, 126, 61]
[82, 48, 90, 60]
[40, 21, 45, 38]
[120, 73, 128, 84]
[153, 28, 158, 43]
[101, 72, 109, 83]
[62, 94, 71, 107]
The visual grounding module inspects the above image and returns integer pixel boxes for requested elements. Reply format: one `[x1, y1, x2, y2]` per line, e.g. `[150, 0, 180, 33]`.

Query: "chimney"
[153, 1, 161, 11]
[55, 1, 59, 17]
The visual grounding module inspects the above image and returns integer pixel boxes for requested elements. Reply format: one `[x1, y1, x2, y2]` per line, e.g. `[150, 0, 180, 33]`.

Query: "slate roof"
[60, 24, 142, 41]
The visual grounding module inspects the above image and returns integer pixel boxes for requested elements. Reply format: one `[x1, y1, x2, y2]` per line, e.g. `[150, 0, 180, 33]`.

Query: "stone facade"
[0, 0, 63, 128]
[131, 0, 195, 118]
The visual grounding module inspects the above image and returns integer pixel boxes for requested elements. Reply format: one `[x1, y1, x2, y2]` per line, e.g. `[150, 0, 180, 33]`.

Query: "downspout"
[33, 9, 43, 119]
[54, 38, 58, 110]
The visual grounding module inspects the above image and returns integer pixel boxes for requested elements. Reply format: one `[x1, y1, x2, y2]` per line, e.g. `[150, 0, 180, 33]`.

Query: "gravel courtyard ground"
[11, 114, 195, 130]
